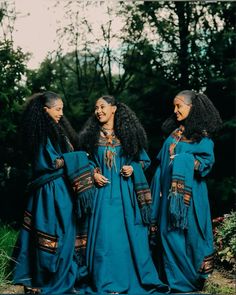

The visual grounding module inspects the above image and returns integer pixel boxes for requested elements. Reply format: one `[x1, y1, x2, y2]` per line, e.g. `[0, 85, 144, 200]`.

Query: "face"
[173, 95, 192, 121]
[44, 98, 63, 123]
[94, 98, 116, 124]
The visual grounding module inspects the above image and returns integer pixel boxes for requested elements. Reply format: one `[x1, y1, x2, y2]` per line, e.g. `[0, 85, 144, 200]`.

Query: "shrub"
[213, 211, 236, 271]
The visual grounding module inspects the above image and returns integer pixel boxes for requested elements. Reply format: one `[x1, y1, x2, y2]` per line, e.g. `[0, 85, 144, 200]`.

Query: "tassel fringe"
[140, 205, 152, 225]
[168, 192, 188, 230]
[76, 189, 95, 219]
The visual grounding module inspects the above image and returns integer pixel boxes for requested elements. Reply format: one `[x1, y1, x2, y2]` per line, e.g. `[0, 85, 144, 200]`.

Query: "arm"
[121, 149, 151, 177]
[192, 138, 215, 177]
[86, 153, 110, 187]
[34, 138, 64, 173]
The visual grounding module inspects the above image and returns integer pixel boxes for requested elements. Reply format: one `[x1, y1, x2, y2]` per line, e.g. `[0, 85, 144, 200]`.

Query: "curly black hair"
[78, 95, 148, 160]
[21, 91, 78, 160]
[161, 90, 223, 141]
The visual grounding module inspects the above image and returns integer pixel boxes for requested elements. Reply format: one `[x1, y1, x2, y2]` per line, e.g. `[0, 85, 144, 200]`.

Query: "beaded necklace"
[169, 125, 184, 165]
[100, 127, 117, 171]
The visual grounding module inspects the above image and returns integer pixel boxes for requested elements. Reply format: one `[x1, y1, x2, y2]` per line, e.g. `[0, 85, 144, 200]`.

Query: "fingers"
[94, 173, 110, 187]
[120, 165, 133, 177]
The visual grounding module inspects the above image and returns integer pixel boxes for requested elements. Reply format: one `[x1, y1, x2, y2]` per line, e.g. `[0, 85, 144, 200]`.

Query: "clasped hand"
[94, 165, 133, 187]
[120, 165, 133, 177]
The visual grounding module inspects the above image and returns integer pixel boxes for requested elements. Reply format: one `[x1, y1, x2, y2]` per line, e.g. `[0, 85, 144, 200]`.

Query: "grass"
[202, 269, 235, 295]
[0, 223, 18, 287]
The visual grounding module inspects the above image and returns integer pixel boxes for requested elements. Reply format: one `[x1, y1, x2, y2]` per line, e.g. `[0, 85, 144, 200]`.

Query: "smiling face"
[94, 98, 117, 125]
[173, 95, 192, 121]
[44, 98, 63, 123]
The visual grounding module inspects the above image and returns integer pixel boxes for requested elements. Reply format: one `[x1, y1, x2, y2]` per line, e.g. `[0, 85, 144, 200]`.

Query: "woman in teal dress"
[11, 92, 94, 294]
[78, 95, 169, 294]
[150, 90, 222, 293]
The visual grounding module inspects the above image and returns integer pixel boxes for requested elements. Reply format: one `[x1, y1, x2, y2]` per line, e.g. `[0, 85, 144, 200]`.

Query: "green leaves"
[213, 211, 236, 270]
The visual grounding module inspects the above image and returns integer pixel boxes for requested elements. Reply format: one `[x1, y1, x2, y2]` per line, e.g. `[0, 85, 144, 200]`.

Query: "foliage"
[0, 3, 30, 156]
[0, 1, 234, 224]
[204, 278, 235, 295]
[213, 212, 236, 271]
[0, 223, 18, 286]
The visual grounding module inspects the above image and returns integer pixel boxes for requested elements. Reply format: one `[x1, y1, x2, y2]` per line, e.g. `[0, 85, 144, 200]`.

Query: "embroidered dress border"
[22, 210, 33, 232]
[171, 179, 192, 207]
[36, 230, 59, 254]
[75, 234, 87, 251]
[97, 136, 121, 147]
[72, 171, 94, 194]
[198, 253, 214, 274]
[136, 189, 152, 207]
[171, 128, 193, 143]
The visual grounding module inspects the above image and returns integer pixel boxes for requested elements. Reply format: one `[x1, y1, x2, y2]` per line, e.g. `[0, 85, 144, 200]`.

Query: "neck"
[102, 122, 114, 130]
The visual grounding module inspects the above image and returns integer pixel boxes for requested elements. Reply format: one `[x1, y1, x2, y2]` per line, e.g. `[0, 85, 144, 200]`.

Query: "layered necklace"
[100, 126, 117, 171]
[169, 125, 184, 165]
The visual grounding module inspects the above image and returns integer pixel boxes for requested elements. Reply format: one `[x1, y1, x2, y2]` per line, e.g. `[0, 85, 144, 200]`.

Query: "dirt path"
[0, 285, 24, 294]
[0, 270, 235, 294]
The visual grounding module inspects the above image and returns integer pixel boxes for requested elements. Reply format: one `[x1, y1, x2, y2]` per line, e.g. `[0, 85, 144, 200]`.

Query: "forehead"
[50, 98, 63, 108]
[173, 95, 186, 104]
[95, 98, 110, 106]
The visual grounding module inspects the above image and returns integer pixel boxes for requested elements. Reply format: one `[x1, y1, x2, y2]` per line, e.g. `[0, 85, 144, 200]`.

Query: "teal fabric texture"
[151, 134, 215, 293]
[82, 138, 169, 294]
[12, 138, 94, 294]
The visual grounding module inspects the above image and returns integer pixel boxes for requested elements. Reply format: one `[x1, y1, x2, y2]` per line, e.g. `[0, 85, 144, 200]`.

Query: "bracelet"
[94, 167, 102, 174]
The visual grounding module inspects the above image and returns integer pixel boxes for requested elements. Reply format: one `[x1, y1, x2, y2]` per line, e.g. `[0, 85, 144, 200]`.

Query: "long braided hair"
[21, 91, 78, 160]
[162, 90, 223, 141]
[78, 95, 148, 160]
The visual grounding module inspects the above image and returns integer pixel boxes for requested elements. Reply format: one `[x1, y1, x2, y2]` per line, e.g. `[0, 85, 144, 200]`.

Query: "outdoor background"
[0, 0, 235, 293]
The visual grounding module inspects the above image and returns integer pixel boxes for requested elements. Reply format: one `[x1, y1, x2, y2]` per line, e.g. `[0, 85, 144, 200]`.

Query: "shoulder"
[196, 137, 214, 151]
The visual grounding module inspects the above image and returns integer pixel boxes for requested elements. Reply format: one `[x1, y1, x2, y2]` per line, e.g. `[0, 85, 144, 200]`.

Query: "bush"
[213, 211, 236, 271]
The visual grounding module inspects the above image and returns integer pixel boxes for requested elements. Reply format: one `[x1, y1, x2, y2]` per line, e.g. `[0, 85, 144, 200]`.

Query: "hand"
[120, 165, 133, 177]
[94, 173, 110, 187]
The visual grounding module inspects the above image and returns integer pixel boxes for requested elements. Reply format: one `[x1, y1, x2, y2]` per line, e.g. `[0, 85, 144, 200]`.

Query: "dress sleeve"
[193, 138, 215, 177]
[34, 138, 63, 173]
[137, 149, 151, 170]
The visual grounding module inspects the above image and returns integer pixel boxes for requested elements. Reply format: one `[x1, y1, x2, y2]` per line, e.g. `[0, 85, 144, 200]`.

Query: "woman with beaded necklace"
[78, 95, 169, 294]
[150, 90, 222, 293]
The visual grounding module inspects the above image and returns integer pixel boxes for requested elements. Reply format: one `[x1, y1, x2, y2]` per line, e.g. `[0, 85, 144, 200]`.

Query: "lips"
[97, 114, 105, 120]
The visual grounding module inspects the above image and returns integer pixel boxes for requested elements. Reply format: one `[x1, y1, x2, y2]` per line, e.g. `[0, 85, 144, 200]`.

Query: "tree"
[0, 1, 30, 223]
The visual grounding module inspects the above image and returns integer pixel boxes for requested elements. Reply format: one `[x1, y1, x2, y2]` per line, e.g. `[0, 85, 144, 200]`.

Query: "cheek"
[183, 107, 191, 118]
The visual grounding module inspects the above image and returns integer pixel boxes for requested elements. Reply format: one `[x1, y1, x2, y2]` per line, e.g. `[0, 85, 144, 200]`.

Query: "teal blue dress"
[83, 135, 168, 294]
[151, 130, 215, 293]
[12, 138, 93, 294]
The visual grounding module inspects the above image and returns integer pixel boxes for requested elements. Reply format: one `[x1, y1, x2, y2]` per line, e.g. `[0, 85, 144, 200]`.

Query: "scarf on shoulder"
[131, 161, 152, 225]
[168, 152, 195, 230]
[63, 151, 95, 219]
[27, 151, 95, 220]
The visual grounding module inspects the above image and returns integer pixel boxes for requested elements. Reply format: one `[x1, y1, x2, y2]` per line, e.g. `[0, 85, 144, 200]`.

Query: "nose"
[95, 108, 101, 115]
[59, 109, 63, 116]
[174, 106, 178, 113]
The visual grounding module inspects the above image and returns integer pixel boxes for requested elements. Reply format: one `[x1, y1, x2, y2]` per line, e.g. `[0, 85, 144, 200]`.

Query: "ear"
[112, 105, 117, 114]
